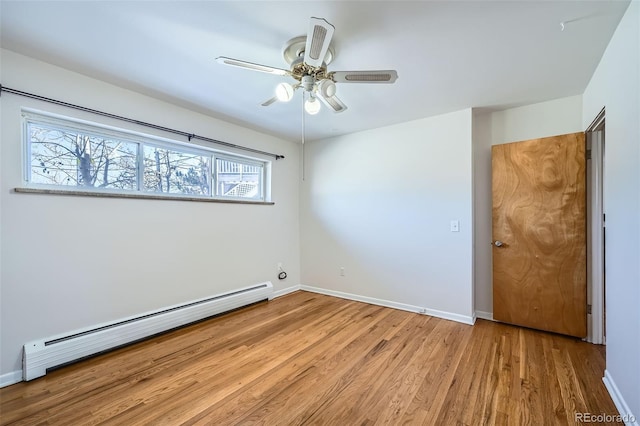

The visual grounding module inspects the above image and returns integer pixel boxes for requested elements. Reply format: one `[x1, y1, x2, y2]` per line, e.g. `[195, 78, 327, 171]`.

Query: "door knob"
[494, 240, 504, 247]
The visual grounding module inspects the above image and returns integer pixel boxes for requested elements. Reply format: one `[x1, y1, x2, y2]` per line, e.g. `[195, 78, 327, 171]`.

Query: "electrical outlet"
[340, 267, 345, 277]
[450, 220, 460, 232]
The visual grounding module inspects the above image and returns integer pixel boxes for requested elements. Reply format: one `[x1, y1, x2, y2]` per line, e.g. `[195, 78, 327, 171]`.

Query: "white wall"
[473, 95, 584, 316]
[490, 95, 584, 146]
[472, 110, 493, 317]
[582, 1, 640, 420]
[300, 109, 474, 322]
[0, 49, 301, 380]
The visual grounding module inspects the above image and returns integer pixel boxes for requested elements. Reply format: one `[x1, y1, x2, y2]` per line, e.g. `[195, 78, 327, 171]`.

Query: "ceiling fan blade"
[261, 96, 278, 107]
[304, 17, 335, 68]
[216, 56, 290, 76]
[331, 70, 398, 84]
[317, 92, 348, 113]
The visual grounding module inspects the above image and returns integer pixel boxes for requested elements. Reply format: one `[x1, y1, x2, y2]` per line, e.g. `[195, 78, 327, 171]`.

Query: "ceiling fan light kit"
[275, 82, 294, 102]
[304, 96, 321, 115]
[216, 16, 398, 116]
[318, 79, 336, 98]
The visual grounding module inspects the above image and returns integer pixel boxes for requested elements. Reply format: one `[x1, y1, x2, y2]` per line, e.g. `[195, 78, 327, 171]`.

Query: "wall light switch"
[450, 220, 460, 232]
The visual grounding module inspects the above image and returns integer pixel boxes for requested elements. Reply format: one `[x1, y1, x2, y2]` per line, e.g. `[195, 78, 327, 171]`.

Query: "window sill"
[13, 187, 275, 205]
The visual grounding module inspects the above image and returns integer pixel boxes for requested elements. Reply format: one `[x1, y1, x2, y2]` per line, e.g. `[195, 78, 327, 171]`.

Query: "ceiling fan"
[216, 17, 398, 115]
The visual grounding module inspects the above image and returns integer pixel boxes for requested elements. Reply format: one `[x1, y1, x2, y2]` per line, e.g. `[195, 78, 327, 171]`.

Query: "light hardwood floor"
[0, 291, 619, 425]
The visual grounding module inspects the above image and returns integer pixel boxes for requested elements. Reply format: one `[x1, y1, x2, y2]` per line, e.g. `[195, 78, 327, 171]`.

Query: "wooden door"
[492, 132, 586, 337]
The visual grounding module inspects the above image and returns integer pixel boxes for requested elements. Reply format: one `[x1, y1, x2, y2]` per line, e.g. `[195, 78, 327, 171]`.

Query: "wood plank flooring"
[0, 291, 619, 425]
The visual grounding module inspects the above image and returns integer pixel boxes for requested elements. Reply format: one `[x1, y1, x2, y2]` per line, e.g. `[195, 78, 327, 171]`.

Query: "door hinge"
[586, 149, 592, 160]
[587, 304, 592, 315]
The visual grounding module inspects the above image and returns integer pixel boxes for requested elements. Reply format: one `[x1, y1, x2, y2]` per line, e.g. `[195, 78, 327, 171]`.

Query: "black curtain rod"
[0, 85, 285, 160]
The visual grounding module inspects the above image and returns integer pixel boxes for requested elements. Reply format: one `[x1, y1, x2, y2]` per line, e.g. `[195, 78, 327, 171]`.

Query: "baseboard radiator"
[23, 282, 273, 381]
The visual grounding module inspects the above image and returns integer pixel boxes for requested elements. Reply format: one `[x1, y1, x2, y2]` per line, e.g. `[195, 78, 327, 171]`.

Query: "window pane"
[215, 158, 262, 199]
[29, 123, 138, 189]
[143, 146, 211, 195]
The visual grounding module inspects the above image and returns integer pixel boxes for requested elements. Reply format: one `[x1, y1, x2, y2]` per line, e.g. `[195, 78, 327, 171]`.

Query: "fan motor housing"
[301, 75, 315, 91]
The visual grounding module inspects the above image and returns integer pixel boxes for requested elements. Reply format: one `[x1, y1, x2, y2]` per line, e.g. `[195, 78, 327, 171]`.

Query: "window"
[143, 145, 211, 195]
[215, 156, 263, 199]
[29, 122, 139, 189]
[23, 110, 269, 201]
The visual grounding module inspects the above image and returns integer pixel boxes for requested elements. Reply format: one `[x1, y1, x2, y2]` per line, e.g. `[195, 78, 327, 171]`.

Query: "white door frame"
[586, 108, 605, 344]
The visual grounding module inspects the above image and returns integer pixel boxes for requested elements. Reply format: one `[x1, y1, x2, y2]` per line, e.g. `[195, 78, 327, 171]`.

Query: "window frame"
[21, 108, 271, 203]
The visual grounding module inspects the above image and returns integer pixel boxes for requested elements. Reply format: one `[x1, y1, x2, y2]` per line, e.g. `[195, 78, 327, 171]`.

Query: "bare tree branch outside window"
[29, 124, 137, 189]
[143, 146, 211, 195]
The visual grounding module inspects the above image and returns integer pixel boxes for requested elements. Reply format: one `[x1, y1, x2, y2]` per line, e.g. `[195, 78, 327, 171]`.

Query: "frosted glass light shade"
[275, 83, 294, 102]
[318, 79, 336, 98]
[304, 97, 321, 115]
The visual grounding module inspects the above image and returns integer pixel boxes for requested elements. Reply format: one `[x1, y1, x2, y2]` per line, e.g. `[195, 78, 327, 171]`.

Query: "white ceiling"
[0, 1, 630, 142]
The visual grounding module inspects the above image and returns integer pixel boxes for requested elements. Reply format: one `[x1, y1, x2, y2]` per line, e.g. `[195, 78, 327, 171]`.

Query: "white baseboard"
[300, 285, 475, 325]
[475, 310, 494, 321]
[1, 370, 23, 388]
[603, 369, 639, 426]
[270, 285, 301, 299]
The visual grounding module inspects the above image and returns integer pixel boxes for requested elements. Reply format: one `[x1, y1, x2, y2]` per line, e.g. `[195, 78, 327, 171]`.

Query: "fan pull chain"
[301, 91, 306, 181]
